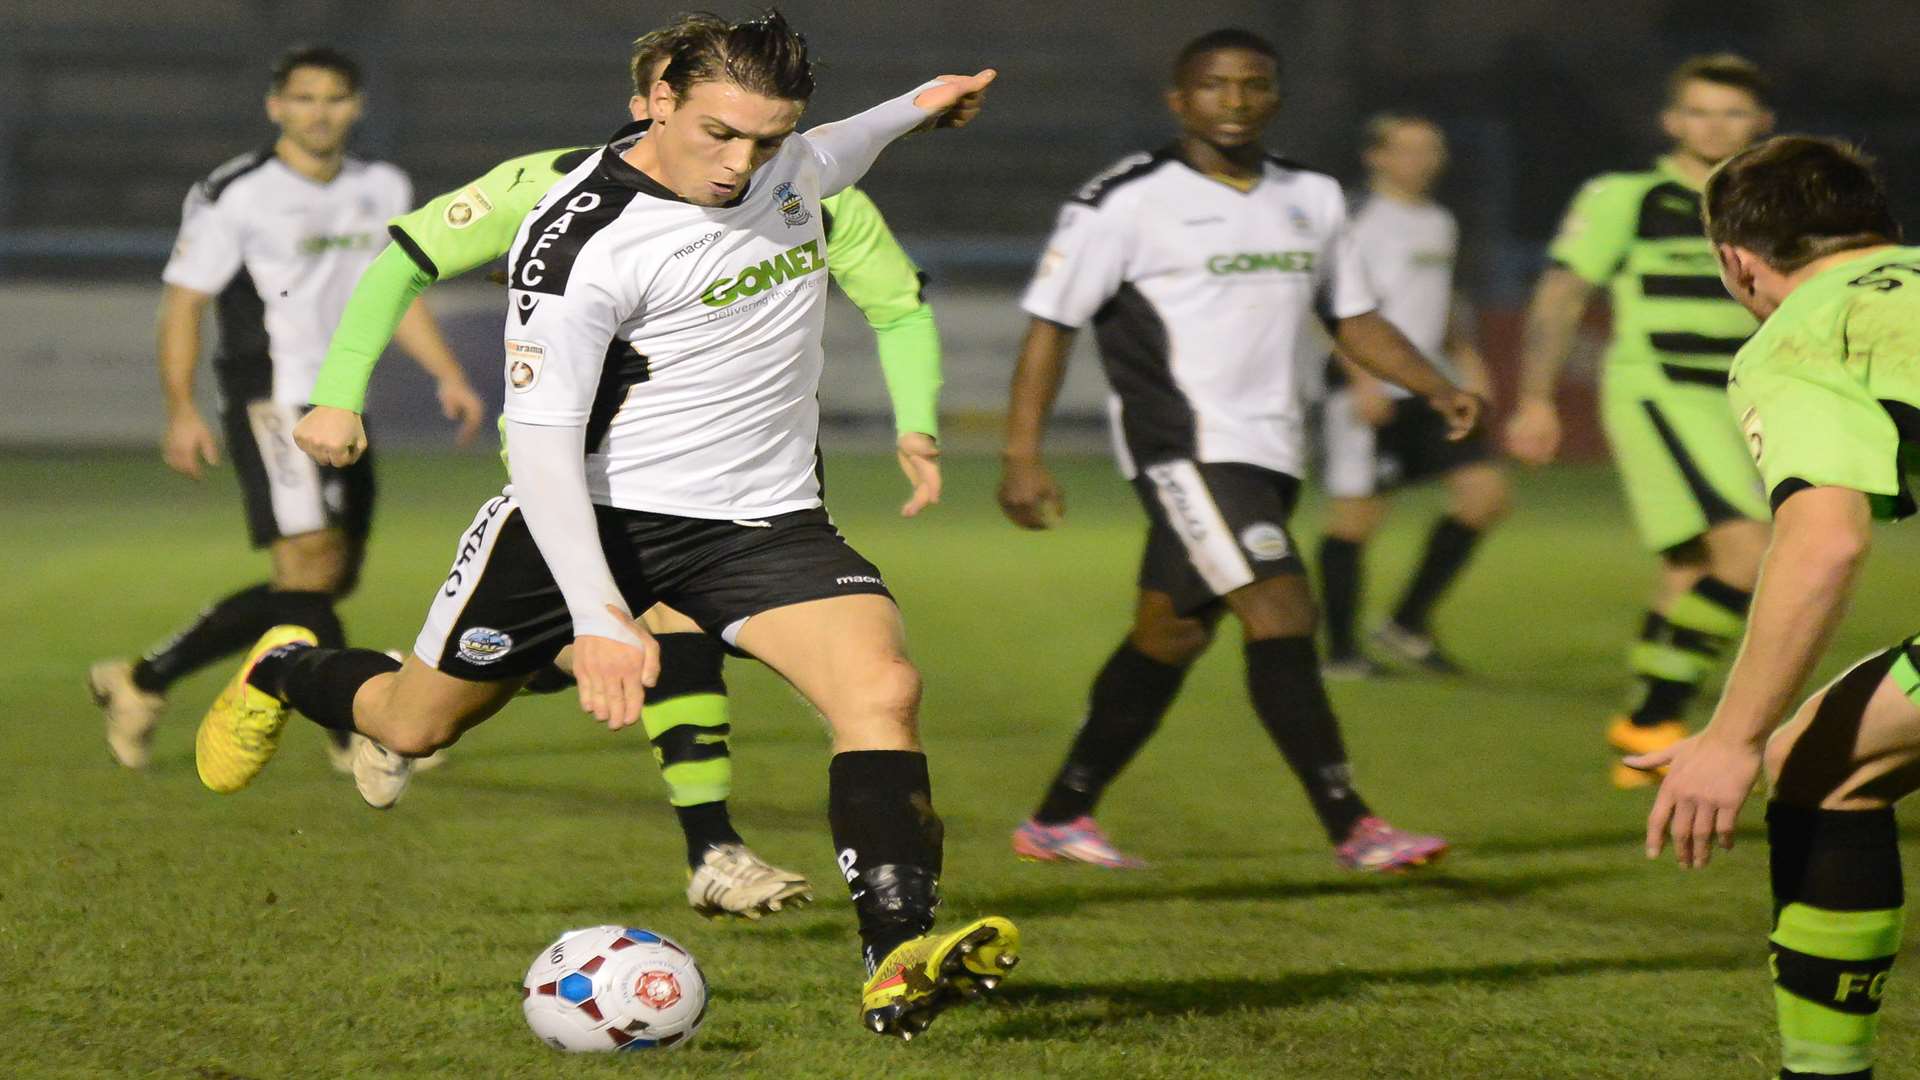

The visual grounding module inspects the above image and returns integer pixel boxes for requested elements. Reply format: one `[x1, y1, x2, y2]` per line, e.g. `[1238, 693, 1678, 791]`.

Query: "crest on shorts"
[772, 181, 810, 227]
[1240, 522, 1292, 561]
[457, 627, 513, 665]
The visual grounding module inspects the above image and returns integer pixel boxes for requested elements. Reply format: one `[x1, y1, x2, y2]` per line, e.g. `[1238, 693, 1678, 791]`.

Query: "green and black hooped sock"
[641, 633, 745, 869]
[828, 750, 944, 975]
[1033, 642, 1191, 825]
[1769, 803, 1904, 1080]
[1627, 576, 1751, 727]
[131, 585, 345, 693]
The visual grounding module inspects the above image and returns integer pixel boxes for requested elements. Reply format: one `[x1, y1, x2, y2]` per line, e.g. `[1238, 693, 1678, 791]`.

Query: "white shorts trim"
[1143, 460, 1256, 596]
[412, 494, 517, 667]
[245, 400, 329, 536]
[1319, 389, 1380, 499]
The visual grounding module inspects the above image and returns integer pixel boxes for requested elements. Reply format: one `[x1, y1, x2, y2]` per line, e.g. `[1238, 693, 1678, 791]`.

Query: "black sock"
[1245, 636, 1371, 842]
[1034, 643, 1190, 825]
[1769, 803, 1903, 1080]
[828, 750, 943, 974]
[248, 646, 400, 734]
[1391, 516, 1483, 633]
[132, 583, 279, 692]
[675, 802, 745, 869]
[1317, 537, 1364, 660]
[131, 584, 348, 693]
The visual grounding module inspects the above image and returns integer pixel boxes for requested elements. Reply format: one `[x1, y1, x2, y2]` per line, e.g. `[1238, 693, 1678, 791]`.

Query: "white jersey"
[500, 126, 847, 520]
[1348, 193, 1458, 398]
[1022, 149, 1378, 479]
[162, 151, 411, 408]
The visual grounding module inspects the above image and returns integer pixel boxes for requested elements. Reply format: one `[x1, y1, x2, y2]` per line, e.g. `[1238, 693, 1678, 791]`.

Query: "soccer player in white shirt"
[1000, 30, 1478, 874]
[1316, 114, 1510, 679]
[87, 47, 483, 772]
[194, 14, 1014, 1039]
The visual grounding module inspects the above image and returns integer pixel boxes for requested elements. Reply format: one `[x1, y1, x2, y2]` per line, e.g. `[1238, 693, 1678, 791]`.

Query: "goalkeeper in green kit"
[294, 16, 946, 921]
[1631, 135, 1918, 1080]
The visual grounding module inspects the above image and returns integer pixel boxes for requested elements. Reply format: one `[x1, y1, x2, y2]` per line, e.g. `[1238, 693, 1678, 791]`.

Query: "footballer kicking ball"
[521, 926, 707, 1051]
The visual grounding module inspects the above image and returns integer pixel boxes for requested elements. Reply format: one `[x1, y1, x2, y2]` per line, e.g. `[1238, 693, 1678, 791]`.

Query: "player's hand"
[912, 69, 996, 131]
[437, 376, 486, 446]
[1630, 731, 1763, 869]
[570, 606, 660, 732]
[162, 409, 220, 479]
[294, 405, 368, 467]
[1353, 381, 1395, 428]
[1430, 388, 1485, 442]
[1505, 397, 1562, 465]
[896, 432, 943, 518]
[998, 453, 1065, 530]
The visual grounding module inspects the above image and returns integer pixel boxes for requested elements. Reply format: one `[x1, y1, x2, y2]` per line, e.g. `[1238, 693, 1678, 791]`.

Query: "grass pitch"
[6, 448, 1920, 1079]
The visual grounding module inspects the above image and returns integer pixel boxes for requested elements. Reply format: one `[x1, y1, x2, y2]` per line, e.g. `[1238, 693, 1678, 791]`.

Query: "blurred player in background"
[1506, 54, 1774, 788]
[999, 29, 1476, 873]
[294, 14, 947, 921]
[87, 46, 482, 774]
[1315, 113, 1508, 678]
[1630, 135, 1912, 1080]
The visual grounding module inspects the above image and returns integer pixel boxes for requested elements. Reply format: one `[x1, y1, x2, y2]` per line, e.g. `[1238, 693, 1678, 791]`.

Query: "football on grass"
[522, 926, 707, 1051]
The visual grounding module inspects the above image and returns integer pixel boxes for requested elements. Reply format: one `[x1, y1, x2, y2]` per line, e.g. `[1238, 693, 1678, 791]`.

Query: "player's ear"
[647, 80, 677, 124]
[264, 91, 282, 126]
[628, 94, 648, 123]
[1756, 108, 1776, 138]
[1163, 85, 1185, 121]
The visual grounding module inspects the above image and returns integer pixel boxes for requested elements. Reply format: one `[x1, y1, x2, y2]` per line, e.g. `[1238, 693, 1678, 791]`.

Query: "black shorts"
[411, 495, 893, 680]
[1321, 390, 1493, 498]
[223, 400, 375, 548]
[1133, 459, 1305, 617]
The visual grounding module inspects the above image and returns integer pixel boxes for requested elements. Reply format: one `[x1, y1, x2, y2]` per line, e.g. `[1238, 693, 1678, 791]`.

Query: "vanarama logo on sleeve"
[700, 240, 828, 308]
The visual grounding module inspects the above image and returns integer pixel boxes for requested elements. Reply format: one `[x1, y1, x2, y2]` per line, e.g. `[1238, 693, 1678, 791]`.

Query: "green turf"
[6, 448, 1920, 1079]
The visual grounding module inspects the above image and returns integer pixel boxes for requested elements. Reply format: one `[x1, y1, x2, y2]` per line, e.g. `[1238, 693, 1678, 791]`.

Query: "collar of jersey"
[1653, 154, 1705, 193]
[1167, 143, 1270, 195]
[598, 119, 753, 209]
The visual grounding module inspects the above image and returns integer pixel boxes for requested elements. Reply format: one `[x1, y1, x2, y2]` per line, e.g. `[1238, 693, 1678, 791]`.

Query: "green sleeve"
[1731, 318, 1901, 514]
[310, 146, 585, 413]
[387, 147, 582, 280]
[309, 243, 434, 411]
[821, 187, 942, 438]
[1546, 174, 1640, 285]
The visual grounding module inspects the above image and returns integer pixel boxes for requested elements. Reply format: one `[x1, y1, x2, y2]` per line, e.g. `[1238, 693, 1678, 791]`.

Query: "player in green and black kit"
[1629, 135, 1915, 1080]
[293, 17, 946, 921]
[1507, 54, 1775, 788]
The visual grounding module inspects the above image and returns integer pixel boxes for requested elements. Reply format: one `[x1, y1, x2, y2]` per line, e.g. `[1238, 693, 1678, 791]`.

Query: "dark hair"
[270, 45, 361, 94]
[1703, 135, 1902, 272]
[1667, 52, 1770, 109]
[629, 12, 732, 95]
[1173, 28, 1280, 85]
[658, 8, 814, 104]
[1363, 112, 1441, 152]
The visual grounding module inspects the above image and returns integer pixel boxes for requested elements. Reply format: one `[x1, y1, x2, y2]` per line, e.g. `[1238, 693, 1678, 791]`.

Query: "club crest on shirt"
[772, 181, 811, 227]
[1287, 205, 1312, 234]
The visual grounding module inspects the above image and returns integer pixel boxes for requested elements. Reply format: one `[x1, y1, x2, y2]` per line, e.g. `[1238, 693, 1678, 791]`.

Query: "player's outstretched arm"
[1506, 266, 1594, 465]
[805, 70, 995, 196]
[506, 419, 659, 730]
[299, 244, 436, 465]
[156, 284, 220, 480]
[1631, 486, 1872, 868]
[998, 317, 1073, 529]
[1334, 311, 1483, 439]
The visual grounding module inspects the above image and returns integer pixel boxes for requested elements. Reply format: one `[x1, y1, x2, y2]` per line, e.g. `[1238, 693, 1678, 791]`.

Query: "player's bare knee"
[1451, 469, 1511, 529]
[271, 532, 352, 594]
[1128, 605, 1213, 664]
[856, 656, 922, 731]
[381, 722, 457, 758]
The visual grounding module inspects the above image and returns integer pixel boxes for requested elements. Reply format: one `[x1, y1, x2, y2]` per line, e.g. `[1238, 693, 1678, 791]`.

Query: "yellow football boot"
[1606, 715, 1688, 790]
[860, 916, 1019, 1039]
[195, 625, 317, 793]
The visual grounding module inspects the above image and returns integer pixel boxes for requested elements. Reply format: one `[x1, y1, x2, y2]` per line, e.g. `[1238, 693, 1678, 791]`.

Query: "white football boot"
[351, 735, 415, 809]
[685, 843, 814, 919]
[88, 659, 165, 769]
